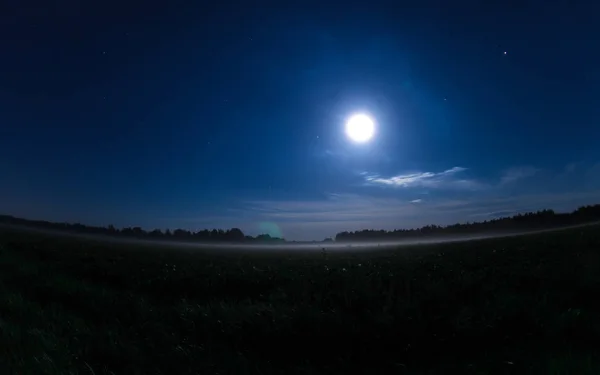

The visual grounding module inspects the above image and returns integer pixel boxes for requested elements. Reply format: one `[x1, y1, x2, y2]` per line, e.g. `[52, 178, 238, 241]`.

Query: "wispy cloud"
[365, 167, 484, 190]
[469, 209, 522, 218]
[500, 166, 539, 185]
[410, 199, 423, 203]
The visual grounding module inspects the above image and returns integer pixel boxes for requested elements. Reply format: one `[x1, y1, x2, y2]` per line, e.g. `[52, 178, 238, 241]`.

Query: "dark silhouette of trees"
[1, 204, 599, 244]
[334, 205, 600, 242]
[227, 228, 245, 241]
[0, 215, 284, 243]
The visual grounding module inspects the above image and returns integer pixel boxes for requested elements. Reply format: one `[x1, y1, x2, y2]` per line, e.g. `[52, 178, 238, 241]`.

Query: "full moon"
[345, 114, 375, 143]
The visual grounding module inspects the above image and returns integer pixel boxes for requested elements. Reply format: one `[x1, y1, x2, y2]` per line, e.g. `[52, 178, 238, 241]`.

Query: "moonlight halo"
[345, 113, 375, 143]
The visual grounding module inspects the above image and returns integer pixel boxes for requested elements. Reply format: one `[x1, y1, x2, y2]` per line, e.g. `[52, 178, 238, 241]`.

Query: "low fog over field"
[4, 221, 598, 253]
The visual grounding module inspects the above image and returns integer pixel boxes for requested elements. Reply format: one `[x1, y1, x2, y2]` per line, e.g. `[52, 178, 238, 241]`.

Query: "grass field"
[1, 226, 600, 374]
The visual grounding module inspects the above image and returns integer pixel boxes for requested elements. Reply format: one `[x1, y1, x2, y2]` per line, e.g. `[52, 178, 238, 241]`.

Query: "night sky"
[2, 1, 599, 240]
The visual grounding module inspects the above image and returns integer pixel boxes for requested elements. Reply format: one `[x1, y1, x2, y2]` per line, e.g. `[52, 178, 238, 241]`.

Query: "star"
[503, 51, 507, 55]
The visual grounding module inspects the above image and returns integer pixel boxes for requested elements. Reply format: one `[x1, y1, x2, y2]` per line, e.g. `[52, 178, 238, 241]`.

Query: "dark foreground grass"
[1, 226, 600, 374]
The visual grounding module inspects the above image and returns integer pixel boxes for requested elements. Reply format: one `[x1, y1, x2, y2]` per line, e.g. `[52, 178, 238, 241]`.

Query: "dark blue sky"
[2, 1, 599, 240]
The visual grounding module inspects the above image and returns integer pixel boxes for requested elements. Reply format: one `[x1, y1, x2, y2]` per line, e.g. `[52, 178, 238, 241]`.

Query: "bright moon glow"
[345, 114, 375, 143]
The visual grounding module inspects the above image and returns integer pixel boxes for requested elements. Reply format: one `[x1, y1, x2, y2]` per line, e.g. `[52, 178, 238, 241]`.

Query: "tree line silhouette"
[335, 205, 600, 242]
[1, 204, 599, 244]
[0, 215, 284, 243]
